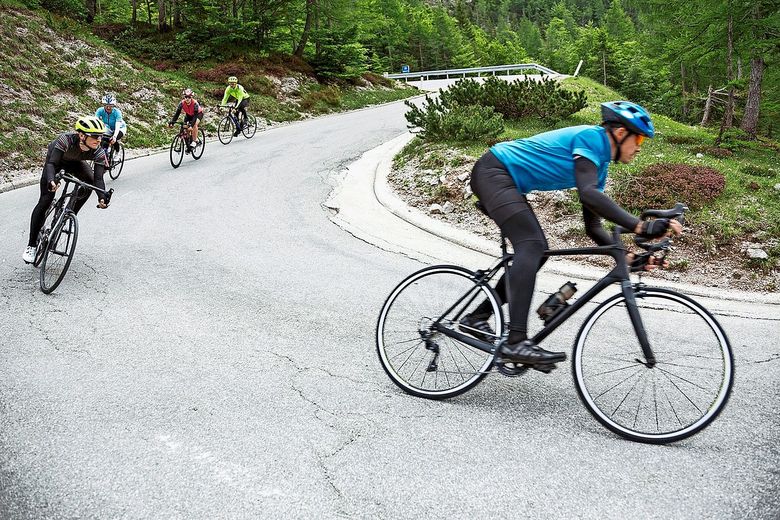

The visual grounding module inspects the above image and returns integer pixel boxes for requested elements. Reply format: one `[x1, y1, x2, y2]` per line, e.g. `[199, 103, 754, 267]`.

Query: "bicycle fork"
[621, 281, 656, 367]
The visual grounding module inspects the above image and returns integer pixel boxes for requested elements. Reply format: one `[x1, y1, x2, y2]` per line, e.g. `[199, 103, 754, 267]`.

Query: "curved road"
[1, 102, 778, 519]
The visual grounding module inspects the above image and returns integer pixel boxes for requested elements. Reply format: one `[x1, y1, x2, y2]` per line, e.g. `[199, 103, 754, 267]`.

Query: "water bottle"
[536, 281, 578, 323]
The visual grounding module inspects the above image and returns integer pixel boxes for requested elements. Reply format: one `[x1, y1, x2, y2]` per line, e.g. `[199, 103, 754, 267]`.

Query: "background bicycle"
[376, 203, 734, 444]
[107, 140, 125, 180]
[169, 121, 205, 168]
[34, 170, 113, 293]
[217, 104, 257, 144]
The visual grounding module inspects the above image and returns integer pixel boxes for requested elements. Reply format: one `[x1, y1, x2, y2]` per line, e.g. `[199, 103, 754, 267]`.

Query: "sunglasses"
[635, 134, 645, 146]
[184, 95, 193, 99]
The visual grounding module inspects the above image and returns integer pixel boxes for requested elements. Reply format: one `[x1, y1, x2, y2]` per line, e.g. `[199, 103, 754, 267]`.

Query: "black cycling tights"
[28, 162, 93, 247]
[472, 208, 548, 345]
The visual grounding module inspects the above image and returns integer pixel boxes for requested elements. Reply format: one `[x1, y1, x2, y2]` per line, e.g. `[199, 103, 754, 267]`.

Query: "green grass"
[398, 75, 780, 267]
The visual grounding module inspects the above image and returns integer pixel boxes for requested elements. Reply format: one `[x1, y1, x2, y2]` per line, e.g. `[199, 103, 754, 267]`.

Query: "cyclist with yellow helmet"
[220, 76, 250, 137]
[23, 116, 112, 264]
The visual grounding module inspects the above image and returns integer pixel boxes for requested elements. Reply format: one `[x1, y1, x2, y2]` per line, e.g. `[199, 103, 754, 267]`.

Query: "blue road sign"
[401, 64, 410, 74]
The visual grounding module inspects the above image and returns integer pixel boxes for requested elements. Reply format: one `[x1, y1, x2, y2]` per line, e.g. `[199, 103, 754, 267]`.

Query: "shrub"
[441, 76, 587, 121]
[741, 165, 777, 178]
[363, 72, 393, 88]
[405, 98, 504, 142]
[691, 146, 734, 158]
[613, 163, 726, 211]
[300, 86, 342, 112]
[46, 69, 89, 95]
[194, 63, 247, 82]
[665, 135, 701, 145]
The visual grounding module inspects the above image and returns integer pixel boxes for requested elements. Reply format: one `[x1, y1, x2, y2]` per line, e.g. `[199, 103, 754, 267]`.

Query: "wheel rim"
[170, 136, 184, 167]
[377, 267, 501, 397]
[218, 117, 233, 144]
[574, 290, 733, 442]
[242, 115, 257, 138]
[40, 214, 78, 293]
[192, 130, 205, 159]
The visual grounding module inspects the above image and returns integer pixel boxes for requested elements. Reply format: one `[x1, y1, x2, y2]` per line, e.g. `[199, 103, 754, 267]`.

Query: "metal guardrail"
[384, 63, 560, 80]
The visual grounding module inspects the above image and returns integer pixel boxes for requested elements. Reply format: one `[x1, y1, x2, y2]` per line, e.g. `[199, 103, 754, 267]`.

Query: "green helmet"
[74, 115, 106, 136]
[227, 76, 238, 84]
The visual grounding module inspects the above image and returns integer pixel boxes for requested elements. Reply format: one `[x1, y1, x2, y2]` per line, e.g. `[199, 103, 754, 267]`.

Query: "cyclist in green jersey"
[221, 76, 250, 137]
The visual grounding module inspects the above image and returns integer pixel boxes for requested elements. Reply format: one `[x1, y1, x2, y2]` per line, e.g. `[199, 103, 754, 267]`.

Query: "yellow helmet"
[74, 116, 106, 136]
[227, 76, 238, 84]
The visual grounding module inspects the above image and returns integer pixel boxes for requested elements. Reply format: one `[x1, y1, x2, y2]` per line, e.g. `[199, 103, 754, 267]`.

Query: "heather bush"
[613, 163, 726, 211]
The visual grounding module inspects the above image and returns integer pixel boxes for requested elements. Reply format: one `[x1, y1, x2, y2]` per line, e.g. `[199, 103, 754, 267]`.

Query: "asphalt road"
[1, 102, 778, 519]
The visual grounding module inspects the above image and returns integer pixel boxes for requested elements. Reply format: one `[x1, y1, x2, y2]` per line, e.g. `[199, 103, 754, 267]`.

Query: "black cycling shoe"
[458, 314, 495, 343]
[499, 340, 566, 365]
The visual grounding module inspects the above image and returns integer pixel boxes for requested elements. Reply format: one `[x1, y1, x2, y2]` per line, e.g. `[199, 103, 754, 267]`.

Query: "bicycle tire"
[108, 143, 125, 180]
[242, 114, 257, 139]
[572, 287, 734, 444]
[192, 129, 205, 160]
[33, 204, 60, 267]
[170, 135, 184, 168]
[218, 116, 234, 144]
[39, 212, 78, 294]
[377, 265, 503, 399]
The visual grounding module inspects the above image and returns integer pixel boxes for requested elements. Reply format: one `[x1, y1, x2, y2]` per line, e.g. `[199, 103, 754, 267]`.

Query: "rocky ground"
[389, 151, 780, 294]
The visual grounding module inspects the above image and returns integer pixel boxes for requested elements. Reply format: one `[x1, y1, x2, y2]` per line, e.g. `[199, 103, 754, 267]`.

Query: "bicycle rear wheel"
[218, 116, 234, 144]
[573, 287, 734, 444]
[40, 212, 78, 294]
[108, 143, 125, 180]
[242, 114, 257, 139]
[377, 265, 503, 399]
[170, 135, 184, 168]
[192, 129, 205, 160]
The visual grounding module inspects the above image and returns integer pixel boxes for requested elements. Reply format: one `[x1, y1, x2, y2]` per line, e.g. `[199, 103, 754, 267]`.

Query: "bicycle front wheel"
[218, 116, 234, 144]
[109, 143, 125, 180]
[40, 212, 78, 294]
[170, 135, 184, 168]
[242, 114, 257, 138]
[573, 287, 734, 444]
[377, 265, 503, 399]
[192, 129, 205, 160]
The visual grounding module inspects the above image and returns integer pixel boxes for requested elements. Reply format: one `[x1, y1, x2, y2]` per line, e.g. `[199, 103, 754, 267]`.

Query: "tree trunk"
[232, 0, 237, 18]
[131, 0, 137, 24]
[85, 0, 96, 22]
[145, 0, 152, 24]
[701, 85, 714, 126]
[157, 0, 166, 31]
[680, 61, 688, 118]
[737, 57, 742, 80]
[740, 56, 765, 137]
[602, 50, 606, 85]
[716, 14, 735, 145]
[173, 0, 180, 27]
[294, 0, 315, 57]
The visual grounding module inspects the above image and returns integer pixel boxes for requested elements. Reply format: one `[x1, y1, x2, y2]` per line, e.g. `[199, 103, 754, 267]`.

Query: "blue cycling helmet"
[601, 101, 654, 138]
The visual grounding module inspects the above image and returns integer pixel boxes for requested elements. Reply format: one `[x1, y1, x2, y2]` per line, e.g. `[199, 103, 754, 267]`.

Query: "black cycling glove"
[640, 218, 670, 238]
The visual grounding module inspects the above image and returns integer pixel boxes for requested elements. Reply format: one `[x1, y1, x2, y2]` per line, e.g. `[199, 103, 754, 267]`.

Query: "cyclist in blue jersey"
[462, 101, 682, 368]
[95, 93, 127, 153]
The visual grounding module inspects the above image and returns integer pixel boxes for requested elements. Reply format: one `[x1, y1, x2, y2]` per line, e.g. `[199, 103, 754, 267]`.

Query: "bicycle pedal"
[495, 360, 529, 377]
[529, 363, 557, 374]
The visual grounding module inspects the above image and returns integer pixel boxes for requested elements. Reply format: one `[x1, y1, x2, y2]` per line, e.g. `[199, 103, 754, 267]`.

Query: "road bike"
[101, 136, 125, 180]
[33, 171, 114, 294]
[170, 121, 205, 168]
[376, 203, 734, 444]
[217, 104, 257, 144]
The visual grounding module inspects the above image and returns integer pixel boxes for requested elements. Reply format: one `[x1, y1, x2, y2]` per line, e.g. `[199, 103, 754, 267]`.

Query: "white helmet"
[102, 93, 116, 105]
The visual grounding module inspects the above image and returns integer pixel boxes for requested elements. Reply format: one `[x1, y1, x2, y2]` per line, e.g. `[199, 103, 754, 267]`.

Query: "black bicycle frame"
[432, 225, 657, 366]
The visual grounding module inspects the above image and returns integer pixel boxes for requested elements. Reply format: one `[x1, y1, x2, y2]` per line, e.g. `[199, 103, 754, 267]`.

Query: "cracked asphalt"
[1, 102, 779, 519]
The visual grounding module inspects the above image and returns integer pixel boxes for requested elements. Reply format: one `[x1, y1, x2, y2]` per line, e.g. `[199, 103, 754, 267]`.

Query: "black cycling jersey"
[27, 133, 108, 247]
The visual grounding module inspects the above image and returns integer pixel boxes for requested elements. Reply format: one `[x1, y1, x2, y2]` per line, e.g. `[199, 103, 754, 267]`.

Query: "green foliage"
[441, 76, 587, 121]
[613, 163, 726, 211]
[309, 28, 368, 80]
[405, 97, 504, 142]
[299, 85, 342, 113]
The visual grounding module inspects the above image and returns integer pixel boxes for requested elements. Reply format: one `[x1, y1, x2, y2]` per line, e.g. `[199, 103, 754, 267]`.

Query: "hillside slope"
[0, 5, 415, 182]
